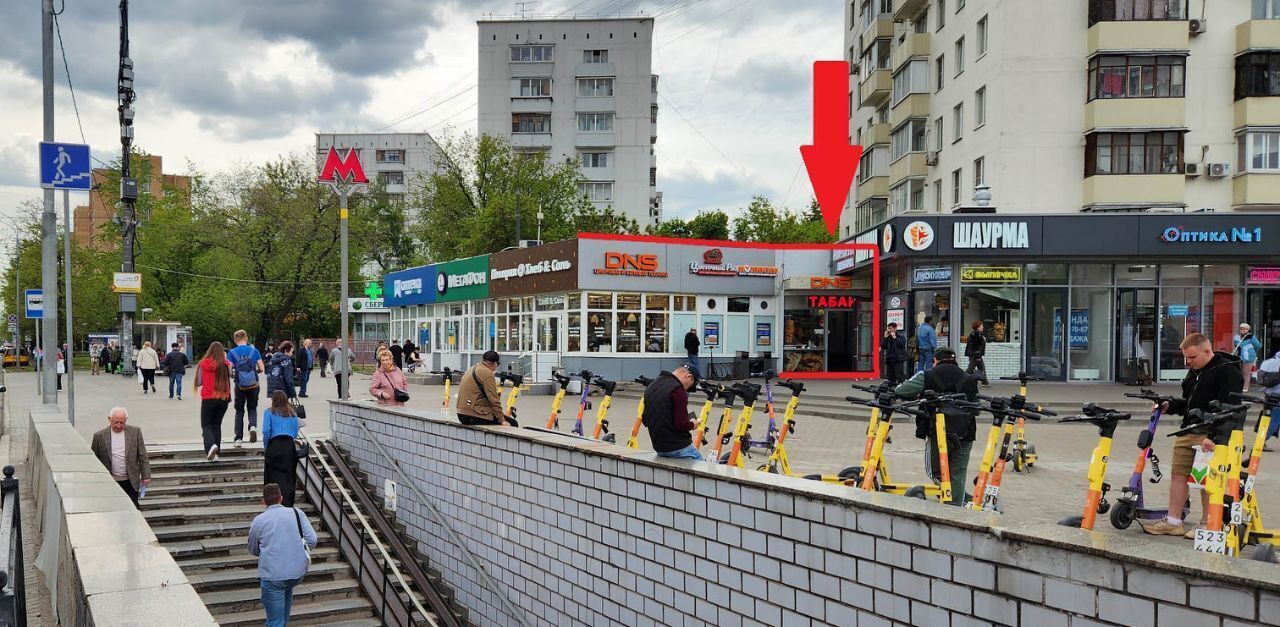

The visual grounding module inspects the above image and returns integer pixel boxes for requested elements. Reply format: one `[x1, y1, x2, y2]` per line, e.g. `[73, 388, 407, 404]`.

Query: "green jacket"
[895, 371, 926, 399]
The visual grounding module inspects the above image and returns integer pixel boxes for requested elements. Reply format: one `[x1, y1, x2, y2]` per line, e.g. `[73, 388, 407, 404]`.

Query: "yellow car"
[3, 348, 30, 367]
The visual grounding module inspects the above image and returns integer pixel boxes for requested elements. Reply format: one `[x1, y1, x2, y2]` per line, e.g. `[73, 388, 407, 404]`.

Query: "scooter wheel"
[719, 452, 732, 464]
[838, 466, 862, 479]
[904, 485, 927, 500]
[1013, 453, 1026, 473]
[1252, 544, 1277, 564]
[802, 474, 825, 481]
[1097, 501, 1111, 515]
[1109, 500, 1136, 530]
[601, 434, 616, 444]
[761, 464, 780, 474]
[1057, 515, 1084, 528]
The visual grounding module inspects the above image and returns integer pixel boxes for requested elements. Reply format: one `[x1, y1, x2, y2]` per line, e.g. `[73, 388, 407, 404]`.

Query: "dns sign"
[594, 252, 670, 278]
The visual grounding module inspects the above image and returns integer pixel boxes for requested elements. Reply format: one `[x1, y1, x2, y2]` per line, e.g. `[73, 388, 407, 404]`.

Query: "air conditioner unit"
[1184, 163, 1200, 177]
[1190, 18, 1207, 35]
[1207, 162, 1230, 178]
[925, 151, 939, 166]
[851, 63, 861, 76]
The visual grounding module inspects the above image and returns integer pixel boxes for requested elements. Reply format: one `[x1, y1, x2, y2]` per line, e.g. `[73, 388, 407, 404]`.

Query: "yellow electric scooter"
[725, 382, 763, 467]
[545, 370, 574, 429]
[999, 372, 1044, 472]
[758, 379, 806, 475]
[804, 382, 894, 483]
[836, 391, 966, 503]
[1229, 392, 1280, 562]
[1056, 404, 1132, 530]
[704, 386, 740, 463]
[691, 381, 723, 454]
[497, 371, 524, 423]
[591, 376, 618, 443]
[431, 367, 460, 416]
[624, 375, 656, 449]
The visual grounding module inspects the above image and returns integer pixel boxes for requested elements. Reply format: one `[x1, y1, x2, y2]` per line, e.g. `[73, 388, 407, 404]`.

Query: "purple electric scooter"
[1109, 388, 1191, 529]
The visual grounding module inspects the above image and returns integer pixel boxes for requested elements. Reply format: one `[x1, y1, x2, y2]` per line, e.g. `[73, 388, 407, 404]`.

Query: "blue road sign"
[24, 289, 43, 319]
[39, 142, 92, 190]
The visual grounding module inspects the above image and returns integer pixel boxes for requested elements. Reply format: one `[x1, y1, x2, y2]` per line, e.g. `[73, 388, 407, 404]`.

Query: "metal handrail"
[0, 465, 26, 626]
[343, 414, 532, 627]
[297, 433, 437, 626]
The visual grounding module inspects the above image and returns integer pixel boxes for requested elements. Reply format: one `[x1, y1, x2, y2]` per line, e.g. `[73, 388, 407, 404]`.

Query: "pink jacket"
[370, 367, 409, 405]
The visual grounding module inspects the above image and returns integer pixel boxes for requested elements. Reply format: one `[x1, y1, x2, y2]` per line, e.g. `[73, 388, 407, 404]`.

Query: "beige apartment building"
[73, 154, 190, 250]
[842, 0, 1280, 238]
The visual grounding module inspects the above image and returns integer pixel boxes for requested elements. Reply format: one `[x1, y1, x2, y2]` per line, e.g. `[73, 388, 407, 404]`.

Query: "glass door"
[1116, 288, 1157, 384]
[535, 315, 561, 352]
[1025, 288, 1067, 381]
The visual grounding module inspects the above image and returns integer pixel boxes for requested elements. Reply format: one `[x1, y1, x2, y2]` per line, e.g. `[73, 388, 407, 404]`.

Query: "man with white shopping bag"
[1139, 333, 1243, 538]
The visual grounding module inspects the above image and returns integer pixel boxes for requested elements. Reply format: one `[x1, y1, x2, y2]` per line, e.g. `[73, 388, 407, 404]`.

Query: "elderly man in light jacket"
[328, 339, 354, 400]
[90, 407, 151, 508]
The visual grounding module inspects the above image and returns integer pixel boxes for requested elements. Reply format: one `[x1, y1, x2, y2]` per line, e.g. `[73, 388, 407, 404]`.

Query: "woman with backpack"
[261, 390, 304, 506]
[194, 341, 234, 461]
[266, 341, 297, 400]
[1235, 323, 1264, 392]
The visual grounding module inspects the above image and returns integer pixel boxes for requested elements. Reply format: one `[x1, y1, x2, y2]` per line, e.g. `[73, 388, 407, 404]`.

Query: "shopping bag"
[1187, 445, 1211, 490]
[136, 370, 143, 383]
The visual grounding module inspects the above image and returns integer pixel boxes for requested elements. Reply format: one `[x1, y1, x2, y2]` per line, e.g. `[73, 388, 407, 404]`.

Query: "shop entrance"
[1116, 288, 1157, 385]
[1248, 290, 1280, 359]
[1026, 288, 1067, 381]
[535, 315, 561, 352]
[827, 310, 857, 372]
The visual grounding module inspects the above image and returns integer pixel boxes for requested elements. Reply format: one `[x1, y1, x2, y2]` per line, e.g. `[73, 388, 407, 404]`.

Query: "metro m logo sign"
[318, 147, 369, 184]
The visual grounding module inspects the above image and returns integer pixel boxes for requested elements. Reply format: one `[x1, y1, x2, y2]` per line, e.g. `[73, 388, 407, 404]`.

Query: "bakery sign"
[689, 248, 779, 278]
[491, 258, 572, 281]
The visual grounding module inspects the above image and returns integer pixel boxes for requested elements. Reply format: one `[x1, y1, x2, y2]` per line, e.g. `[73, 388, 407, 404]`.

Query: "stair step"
[201, 577, 364, 614]
[188, 561, 350, 592]
[177, 546, 342, 571]
[147, 468, 263, 485]
[147, 445, 264, 460]
[164, 532, 335, 559]
[139, 492, 260, 510]
[148, 457, 261, 472]
[143, 503, 315, 527]
[212, 597, 375, 627]
[142, 480, 264, 498]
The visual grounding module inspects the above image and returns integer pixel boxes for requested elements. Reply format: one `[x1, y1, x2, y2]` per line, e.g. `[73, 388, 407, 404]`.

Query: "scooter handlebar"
[999, 373, 1043, 382]
[1124, 388, 1175, 402]
[634, 375, 655, 386]
[779, 379, 806, 395]
[552, 372, 572, 386]
[1231, 392, 1280, 407]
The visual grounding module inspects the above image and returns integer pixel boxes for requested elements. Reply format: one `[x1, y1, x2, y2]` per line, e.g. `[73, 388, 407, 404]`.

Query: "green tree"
[731, 195, 834, 243]
[409, 132, 637, 261]
[648, 210, 731, 240]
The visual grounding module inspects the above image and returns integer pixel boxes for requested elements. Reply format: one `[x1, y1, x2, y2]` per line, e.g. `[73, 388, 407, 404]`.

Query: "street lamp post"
[140, 307, 152, 321]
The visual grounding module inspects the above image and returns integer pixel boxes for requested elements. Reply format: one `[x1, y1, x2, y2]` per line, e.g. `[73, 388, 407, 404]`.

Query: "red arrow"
[800, 60, 864, 236]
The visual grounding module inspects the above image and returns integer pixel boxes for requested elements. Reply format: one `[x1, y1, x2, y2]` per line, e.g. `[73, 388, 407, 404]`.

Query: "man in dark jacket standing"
[895, 347, 979, 506]
[684, 329, 701, 378]
[389, 340, 404, 369]
[642, 366, 699, 459]
[298, 338, 314, 398]
[964, 321, 989, 386]
[1140, 333, 1243, 537]
[881, 323, 907, 385]
[315, 342, 329, 378]
[266, 341, 297, 400]
[163, 343, 190, 400]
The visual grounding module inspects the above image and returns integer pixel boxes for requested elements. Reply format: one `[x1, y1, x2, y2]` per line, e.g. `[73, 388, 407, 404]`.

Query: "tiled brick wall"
[332, 402, 1280, 627]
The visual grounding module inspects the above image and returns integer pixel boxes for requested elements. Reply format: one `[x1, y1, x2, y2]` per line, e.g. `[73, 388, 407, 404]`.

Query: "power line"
[133, 262, 343, 285]
[52, 12, 86, 145]
[657, 92, 749, 178]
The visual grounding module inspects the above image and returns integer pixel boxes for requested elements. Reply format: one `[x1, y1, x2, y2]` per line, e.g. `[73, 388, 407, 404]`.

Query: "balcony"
[575, 97, 615, 112]
[509, 62, 553, 77]
[575, 62, 615, 76]
[856, 175, 889, 201]
[511, 98, 552, 114]
[581, 165, 616, 182]
[891, 32, 931, 73]
[1233, 173, 1280, 208]
[1087, 21, 1188, 55]
[858, 68, 891, 108]
[1082, 174, 1185, 207]
[890, 93, 929, 127]
[651, 121, 657, 141]
[1239, 20, 1280, 53]
[864, 122, 890, 146]
[511, 133, 552, 149]
[1084, 98, 1185, 131]
[889, 152, 927, 185]
[1234, 98, 1280, 127]
[860, 14, 894, 44]
[575, 132, 616, 148]
[893, 0, 927, 21]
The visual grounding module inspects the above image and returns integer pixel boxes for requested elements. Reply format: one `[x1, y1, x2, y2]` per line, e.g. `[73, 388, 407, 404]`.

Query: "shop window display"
[1068, 287, 1113, 381]
[960, 286, 1021, 379]
[568, 313, 582, 351]
[784, 296, 825, 371]
[618, 312, 642, 353]
[587, 311, 613, 351]
[1159, 286, 1201, 381]
[645, 312, 668, 352]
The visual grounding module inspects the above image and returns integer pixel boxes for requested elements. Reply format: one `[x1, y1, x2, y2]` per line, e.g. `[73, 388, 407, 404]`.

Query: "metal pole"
[339, 190, 349, 400]
[118, 0, 136, 377]
[63, 190, 74, 425]
[13, 227, 20, 365]
[514, 190, 521, 245]
[40, 0, 57, 404]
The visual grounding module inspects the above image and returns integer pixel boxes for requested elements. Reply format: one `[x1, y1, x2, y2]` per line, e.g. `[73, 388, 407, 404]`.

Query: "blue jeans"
[299, 368, 311, 395]
[168, 373, 183, 398]
[657, 444, 703, 460]
[917, 350, 934, 373]
[687, 354, 701, 378]
[261, 577, 303, 626]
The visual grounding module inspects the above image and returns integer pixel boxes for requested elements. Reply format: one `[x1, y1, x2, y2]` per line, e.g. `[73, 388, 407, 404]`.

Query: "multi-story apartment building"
[73, 154, 190, 250]
[477, 17, 661, 227]
[838, 1, 1280, 385]
[314, 132, 447, 203]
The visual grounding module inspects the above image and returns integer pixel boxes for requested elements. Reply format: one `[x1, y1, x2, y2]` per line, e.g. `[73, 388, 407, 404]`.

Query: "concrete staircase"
[142, 444, 379, 626]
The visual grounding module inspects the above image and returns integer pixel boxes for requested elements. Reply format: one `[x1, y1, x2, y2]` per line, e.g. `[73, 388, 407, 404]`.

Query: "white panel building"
[477, 17, 662, 227]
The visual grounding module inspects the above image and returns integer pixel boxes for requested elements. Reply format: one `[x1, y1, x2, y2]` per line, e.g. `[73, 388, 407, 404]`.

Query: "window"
[974, 86, 986, 127]
[1258, 0, 1280, 19]
[860, 39, 891, 74]
[933, 179, 943, 211]
[577, 113, 614, 131]
[650, 167, 657, 186]
[954, 37, 965, 76]
[933, 117, 944, 151]
[875, 105, 889, 124]
[1089, 55, 1185, 100]
[855, 198, 888, 232]
[514, 77, 551, 97]
[580, 152, 611, 168]
[1236, 52, 1280, 100]
[577, 77, 615, 97]
[1238, 132, 1280, 172]
[957, 0, 965, 10]
[378, 171, 404, 185]
[889, 178, 925, 214]
[937, 0, 946, 30]
[913, 9, 929, 33]
[512, 113, 550, 133]
[578, 181, 614, 201]
[935, 55, 945, 91]
[973, 156, 984, 186]
[977, 15, 989, 56]
[890, 119, 928, 161]
[375, 149, 403, 163]
[951, 168, 961, 205]
[651, 105, 658, 123]
[892, 60, 928, 103]
[583, 49, 609, 63]
[856, 146, 889, 182]
[1085, 131, 1184, 175]
[952, 103, 964, 142]
[510, 45, 554, 62]
[1089, 0, 1187, 25]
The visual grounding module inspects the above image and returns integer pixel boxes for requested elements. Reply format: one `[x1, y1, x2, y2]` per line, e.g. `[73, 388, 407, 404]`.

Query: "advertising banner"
[489, 239, 578, 297]
[383, 265, 435, 308]
[435, 254, 490, 303]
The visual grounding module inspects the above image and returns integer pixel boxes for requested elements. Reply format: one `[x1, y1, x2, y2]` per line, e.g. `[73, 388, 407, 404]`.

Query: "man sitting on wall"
[642, 366, 700, 460]
[456, 351, 517, 427]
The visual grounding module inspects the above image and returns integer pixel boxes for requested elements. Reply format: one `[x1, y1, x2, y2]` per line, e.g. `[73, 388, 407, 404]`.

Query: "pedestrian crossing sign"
[39, 142, 92, 190]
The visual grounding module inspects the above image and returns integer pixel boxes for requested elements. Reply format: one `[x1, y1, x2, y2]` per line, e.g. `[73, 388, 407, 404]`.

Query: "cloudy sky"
[0, 0, 843, 231]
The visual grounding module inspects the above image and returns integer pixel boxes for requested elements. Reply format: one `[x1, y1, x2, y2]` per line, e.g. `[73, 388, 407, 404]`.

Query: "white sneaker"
[206, 444, 218, 461]
[233, 439, 243, 449]
[249, 427, 258, 444]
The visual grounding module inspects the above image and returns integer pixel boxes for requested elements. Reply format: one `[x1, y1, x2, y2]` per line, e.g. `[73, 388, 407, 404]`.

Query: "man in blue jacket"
[916, 316, 937, 373]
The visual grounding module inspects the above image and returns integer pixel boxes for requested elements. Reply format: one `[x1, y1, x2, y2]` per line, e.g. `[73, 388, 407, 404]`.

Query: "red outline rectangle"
[577, 232, 880, 380]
